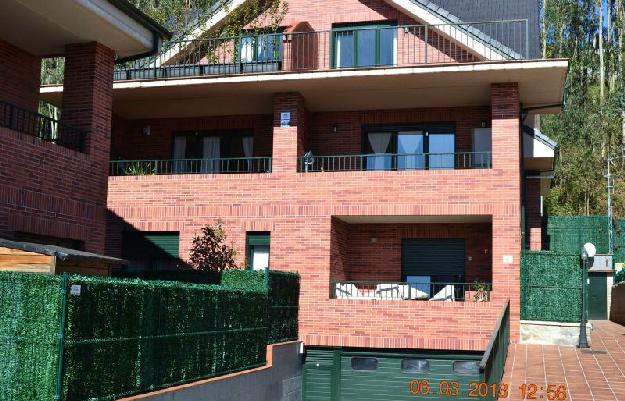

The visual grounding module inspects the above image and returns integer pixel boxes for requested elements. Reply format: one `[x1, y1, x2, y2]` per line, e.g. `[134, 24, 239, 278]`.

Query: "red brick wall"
[337, 222, 492, 283]
[107, 87, 521, 350]
[0, 42, 115, 254]
[610, 282, 625, 326]
[0, 38, 41, 111]
[111, 106, 490, 160]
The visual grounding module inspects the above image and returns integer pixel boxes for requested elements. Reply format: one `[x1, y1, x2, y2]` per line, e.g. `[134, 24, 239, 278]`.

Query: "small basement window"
[401, 359, 430, 373]
[351, 357, 378, 371]
[452, 361, 479, 376]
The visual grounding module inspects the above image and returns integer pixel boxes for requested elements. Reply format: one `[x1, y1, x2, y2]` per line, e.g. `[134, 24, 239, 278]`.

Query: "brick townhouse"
[0, 0, 169, 257]
[40, 0, 566, 397]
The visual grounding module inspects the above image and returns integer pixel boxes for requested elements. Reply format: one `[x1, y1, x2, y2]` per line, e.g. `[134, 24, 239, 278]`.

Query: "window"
[452, 361, 479, 376]
[171, 130, 254, 173]
[333, 23, 397, 68]
[246, 232, 270, 270]
[351, 357, 378, 371]
[362, 124, 455, 171]
[239, 32, 282, 63]
[122, 231, 180, 272]
[401, 359, 430, 374]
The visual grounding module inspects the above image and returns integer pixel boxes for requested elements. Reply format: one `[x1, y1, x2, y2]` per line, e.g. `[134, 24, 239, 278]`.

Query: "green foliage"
[0, 273, 63, 401]
[189, 223, 237, 273]
[542, 0, 625, 217]
[221, 270, 300, 343]
[547, 215, 610, 253]
[615, 268, 625, 284]
[521, 251, 582, 322]
[0, 272, 275, 401]
[221, 269, 267, 290]
[124, 161, 156, 176]
[113, 269, 220, 284]
[221, 0, 288, 37]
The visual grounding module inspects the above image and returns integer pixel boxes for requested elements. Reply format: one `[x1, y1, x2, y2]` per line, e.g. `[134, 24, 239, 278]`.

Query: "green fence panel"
[60, 276, 267, 401]
[0, 272, 64, 401]
[547, 216, 609, 254]
[521, 252, 581, 322]
[221, 269, 300, 343]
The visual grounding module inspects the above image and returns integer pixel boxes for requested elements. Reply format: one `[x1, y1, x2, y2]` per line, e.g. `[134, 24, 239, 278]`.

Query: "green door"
[588, 273, 608, 320]
[303, 349, 483, 401]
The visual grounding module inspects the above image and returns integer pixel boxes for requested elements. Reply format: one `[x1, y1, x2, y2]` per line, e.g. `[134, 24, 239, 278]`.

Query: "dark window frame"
[401, 358, 430, 374]
[350, 357, 379, 371]
[170, 129, 254, 160]
[331, 21, 398, 68]
[237, 28, 285, 64]
[246, 232, 271, 270]
[361, 123, 457, 170]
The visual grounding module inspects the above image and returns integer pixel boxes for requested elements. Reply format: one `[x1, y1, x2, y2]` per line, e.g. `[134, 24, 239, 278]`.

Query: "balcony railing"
[300, 152, 492, 172]
[110, 20, 528, 82]
[332, 281, 492, 302]
[109, 157, 272, 176]
[0, 101, 86, 152]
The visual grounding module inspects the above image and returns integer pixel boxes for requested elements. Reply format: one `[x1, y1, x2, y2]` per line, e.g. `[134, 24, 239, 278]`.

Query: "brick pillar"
[491, 83, 522, 341]
[272, 93, 308, 174]
[61, 42, 115, 253]
[525, 176, 543, 251]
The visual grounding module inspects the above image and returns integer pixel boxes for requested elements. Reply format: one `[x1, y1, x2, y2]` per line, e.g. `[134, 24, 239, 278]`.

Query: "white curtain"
[202, 136, 221, 173]
[367, 132, 392, 170]
[242, 136, 254, 172]
[240, 37, 254, 63]
[172, 136, 186, 173]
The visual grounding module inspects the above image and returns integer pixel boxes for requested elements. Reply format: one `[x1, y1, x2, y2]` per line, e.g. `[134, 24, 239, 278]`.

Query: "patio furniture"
[430, 285, 455, 301]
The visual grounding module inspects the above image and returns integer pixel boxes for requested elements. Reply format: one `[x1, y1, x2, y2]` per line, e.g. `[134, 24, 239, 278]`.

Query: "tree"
[189, 223, 237, 273]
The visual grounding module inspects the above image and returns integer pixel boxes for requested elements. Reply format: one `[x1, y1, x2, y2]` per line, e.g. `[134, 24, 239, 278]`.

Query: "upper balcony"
[110, 20, 529, 82]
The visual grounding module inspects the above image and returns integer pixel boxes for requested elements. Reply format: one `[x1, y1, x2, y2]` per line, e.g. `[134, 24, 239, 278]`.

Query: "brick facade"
[0, 39, 41, 111]
[107, 85, 522, 351]
[0, 41, 115, 253]
[525, 176, 543, 250]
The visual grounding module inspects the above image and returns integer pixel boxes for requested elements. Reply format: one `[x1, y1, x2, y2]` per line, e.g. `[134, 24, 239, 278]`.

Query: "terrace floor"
[503, 320, 625, 401]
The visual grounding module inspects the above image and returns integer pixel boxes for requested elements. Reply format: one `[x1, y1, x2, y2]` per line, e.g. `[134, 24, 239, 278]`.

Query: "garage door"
[304, 349, 483, 401]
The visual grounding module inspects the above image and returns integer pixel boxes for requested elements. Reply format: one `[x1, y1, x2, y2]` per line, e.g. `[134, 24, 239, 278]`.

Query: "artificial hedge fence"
[521, 251, 582, 322]
[0, 272, 270, 401]
[221, 269, 300, 343]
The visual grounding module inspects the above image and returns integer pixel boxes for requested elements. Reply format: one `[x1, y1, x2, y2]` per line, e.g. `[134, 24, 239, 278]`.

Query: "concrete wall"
[118, 342, 303, 401]
[610, 282, 625, 326]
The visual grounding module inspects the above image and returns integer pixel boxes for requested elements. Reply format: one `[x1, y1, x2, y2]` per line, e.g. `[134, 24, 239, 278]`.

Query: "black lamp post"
[578, 242, 595, 349]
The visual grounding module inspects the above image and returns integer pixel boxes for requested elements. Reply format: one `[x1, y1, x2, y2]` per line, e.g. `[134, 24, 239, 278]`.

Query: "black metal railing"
[109, 157, 272, 176]
[0, 101, 86, 152]
[300, 152, 492, 172]
[106, 20, 528, 82]
[480, 301, 510, 391]
[332, 281, 492, 301]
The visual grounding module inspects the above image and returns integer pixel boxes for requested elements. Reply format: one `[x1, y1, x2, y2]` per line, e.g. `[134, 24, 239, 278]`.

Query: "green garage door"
[402, 239, 465, 279]
[304, 349, 483, 401]
[588, 273, 608, 320]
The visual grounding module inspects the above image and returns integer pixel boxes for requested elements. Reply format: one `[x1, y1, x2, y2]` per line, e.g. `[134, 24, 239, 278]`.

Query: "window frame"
[171, 129, 254, 160]
[331, 21, 397, 69]
[361, 123, 456, 170]
[246, 232, 271, 271]
[350, 357, 379, 372]
[401, 358, 430, 374]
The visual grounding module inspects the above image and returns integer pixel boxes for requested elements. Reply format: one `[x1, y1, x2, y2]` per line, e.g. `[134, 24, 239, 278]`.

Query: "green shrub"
[221, 269, 267, 290]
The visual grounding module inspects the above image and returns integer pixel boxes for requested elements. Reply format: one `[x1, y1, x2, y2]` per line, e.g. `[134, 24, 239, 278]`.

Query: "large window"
[333, 23, 397, 68]
[171, 130, 254, 173]
[362, 124, 455, 171]
[122, 231, 180, 272]
[246, 232, 270, 271]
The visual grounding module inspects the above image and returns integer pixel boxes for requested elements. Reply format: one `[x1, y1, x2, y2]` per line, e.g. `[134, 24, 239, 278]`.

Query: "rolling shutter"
[401, 239, 465, 277]
[122, 232, 180, 260]
[303, 349, 339, 401]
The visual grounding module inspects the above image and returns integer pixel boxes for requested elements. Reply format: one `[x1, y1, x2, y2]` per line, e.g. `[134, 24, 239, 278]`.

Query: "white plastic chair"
[429, 285, 455, 301]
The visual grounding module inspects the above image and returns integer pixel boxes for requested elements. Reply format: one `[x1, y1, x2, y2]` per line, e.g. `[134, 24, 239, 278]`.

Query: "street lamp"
[578, 242, 596, 349]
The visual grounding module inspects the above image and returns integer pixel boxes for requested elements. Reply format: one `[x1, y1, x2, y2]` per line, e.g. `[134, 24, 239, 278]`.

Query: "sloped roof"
[523, 125, 558, 149]
[0, 238, 126, 265]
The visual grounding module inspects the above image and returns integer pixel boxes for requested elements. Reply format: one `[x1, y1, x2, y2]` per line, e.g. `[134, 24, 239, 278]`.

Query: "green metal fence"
[479, 301, 510, 401]
[0, 272, 277, 401]
[521, 252, 581, 322]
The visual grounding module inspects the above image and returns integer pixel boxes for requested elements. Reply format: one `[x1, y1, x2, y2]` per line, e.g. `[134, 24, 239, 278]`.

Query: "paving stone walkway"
[503, 320, 625, 401]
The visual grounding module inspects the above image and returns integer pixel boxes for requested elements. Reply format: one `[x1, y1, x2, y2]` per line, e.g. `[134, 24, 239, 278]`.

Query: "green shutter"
[122, 232, 180, 260]
[247, 233, 270, 246]
[303, 349, 339, 401]
[401, 239, 465, 278]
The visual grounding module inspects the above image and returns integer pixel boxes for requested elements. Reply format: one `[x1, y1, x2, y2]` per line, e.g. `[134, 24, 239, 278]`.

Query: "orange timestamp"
[409, 380, 568, 400]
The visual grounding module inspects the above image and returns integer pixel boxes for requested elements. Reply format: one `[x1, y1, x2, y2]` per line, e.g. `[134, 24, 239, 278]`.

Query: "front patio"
[330, 216, 493, 302]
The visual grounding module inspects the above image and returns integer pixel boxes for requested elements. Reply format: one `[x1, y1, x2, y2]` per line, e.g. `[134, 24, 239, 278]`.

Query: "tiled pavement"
[503, 321, 625, 401]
